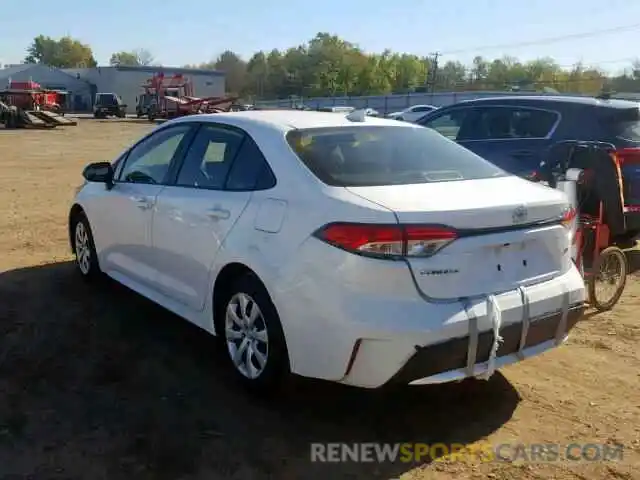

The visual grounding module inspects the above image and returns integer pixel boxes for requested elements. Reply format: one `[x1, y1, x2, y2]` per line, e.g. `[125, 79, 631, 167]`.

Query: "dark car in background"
[93, 92, 127, 119]
[415, 96, 640, 178]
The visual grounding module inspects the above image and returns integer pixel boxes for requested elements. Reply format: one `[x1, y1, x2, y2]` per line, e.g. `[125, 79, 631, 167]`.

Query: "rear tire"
[71, 212, 102, 282]
[218, 273, 290, 392]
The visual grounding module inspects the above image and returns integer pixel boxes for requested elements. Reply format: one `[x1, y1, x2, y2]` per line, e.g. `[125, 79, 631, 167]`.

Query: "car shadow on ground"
[0, 261, 521, 480]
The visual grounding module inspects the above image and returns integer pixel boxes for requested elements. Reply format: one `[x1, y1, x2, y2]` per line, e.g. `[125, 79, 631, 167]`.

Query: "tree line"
[22, 34, 640, 99]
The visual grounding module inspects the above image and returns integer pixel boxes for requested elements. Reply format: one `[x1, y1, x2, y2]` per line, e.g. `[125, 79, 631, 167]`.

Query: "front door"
[93, 123, 196, 288]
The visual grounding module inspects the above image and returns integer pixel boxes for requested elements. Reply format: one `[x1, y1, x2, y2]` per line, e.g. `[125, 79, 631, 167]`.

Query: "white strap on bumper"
[517, 286, 530, 360]
[555, 285, 570, 345]
[477, 294, 503, 381]
[463, 300, 479, 377]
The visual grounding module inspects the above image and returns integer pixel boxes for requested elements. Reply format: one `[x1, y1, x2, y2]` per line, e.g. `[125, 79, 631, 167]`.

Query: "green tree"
[184, 32, 638, 99]
[25, 35, 97, 68]
[213, 50, 247, 95]
[109, 48, 154, 66]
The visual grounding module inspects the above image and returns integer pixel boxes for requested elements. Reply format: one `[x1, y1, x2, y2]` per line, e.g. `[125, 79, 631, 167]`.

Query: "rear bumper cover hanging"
[388, 288, 581, 385]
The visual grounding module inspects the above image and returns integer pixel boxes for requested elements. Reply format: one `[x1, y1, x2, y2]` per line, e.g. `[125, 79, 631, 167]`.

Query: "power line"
[555, 57, 638, 69]
[440, 23, 640, 55]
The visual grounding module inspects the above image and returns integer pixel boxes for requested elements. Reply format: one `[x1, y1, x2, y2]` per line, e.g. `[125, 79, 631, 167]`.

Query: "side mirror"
[82, 162, 114, 189]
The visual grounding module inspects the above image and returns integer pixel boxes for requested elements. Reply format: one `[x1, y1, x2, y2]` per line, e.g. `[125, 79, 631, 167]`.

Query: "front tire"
[220, 273, 289, 392]
[588, 246, 627, 311]
[72, 212, 102, 281]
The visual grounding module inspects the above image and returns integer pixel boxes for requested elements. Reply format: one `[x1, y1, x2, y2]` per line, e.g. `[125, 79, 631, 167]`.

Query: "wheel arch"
[68, 203, 85, 254]
[212, 262, 291, 368]
[212, 262, 260, 335]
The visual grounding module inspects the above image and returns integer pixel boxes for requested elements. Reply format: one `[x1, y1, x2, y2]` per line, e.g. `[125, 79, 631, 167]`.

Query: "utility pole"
[427, 52, 441, 94]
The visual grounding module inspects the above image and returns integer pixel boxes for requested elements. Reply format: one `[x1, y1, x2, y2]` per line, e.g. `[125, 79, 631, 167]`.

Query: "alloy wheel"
[75, 221, 91, 275]
[224, 292, 269, 379]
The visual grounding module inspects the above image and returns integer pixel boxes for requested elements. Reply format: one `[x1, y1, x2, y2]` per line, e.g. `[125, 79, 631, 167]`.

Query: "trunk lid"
[347, 176, 572, 299]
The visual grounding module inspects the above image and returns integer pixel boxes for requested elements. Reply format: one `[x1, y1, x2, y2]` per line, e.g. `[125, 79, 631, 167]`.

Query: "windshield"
[96, 94, 117, 106]
[286, 125, 507, 187]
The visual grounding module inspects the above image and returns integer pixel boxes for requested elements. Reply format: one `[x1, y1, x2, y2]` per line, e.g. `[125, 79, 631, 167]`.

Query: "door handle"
[206, 207, 230, 220]
[511, 150, 535, 158]
[131, 195, 153, 210]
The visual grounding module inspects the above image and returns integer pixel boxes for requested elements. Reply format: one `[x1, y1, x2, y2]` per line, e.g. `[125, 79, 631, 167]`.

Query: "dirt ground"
[0, 120, 638, 480]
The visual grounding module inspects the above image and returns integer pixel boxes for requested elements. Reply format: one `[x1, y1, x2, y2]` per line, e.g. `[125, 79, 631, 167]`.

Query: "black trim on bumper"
[387, 305, 585, 385]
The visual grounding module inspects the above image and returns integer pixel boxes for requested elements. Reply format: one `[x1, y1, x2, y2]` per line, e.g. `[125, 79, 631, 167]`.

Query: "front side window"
[421, 108, 474, 140]
[286, 125, 506, 187]
[118, 125, 192, 184]
[175, 125, 245, 189]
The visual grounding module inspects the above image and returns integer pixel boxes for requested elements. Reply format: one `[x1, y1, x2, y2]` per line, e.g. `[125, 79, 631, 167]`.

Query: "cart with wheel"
[538, 140, 639, 311]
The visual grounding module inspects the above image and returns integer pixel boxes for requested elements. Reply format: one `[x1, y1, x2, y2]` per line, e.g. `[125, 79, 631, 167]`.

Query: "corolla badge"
[419, 268, 460, 276]
[512, 205, 528, 224]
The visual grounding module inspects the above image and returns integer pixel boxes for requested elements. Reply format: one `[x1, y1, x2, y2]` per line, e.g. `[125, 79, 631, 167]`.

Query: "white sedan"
[69, 109, 585, 391]
[388, 104, 438, 122]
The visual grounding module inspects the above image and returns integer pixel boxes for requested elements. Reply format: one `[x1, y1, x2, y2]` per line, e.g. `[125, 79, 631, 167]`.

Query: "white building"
[0, 63, 225, 113]
[64, 65, 226, 114]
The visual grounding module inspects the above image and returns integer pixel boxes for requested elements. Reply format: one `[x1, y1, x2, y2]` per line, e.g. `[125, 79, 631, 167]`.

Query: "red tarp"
[9, 81, 41, 90]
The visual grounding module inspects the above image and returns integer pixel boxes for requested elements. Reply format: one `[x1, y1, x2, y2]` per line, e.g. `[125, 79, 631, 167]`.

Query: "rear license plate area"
[490, 240, 532, 279]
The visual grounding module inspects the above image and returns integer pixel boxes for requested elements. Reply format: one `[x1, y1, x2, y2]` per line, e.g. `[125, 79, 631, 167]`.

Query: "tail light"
[525, 170, 540, 182]
[314, 223, 457, 259]
[560, 206, 577, 229]
[561, 206, 578, 245]
[613, 147, 640, 165]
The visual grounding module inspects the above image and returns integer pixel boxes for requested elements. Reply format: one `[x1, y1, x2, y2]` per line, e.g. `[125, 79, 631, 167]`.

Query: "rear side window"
[286, 125, 506, 187]
[473, 107, 558, 140]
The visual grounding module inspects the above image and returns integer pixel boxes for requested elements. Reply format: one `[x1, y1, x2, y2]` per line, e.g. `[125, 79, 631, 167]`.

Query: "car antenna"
[346, 109, 367, 122]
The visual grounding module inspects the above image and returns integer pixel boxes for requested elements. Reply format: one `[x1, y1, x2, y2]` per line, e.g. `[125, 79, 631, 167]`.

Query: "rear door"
[151, 123, 274, 311]
[458, 106, 559, 177]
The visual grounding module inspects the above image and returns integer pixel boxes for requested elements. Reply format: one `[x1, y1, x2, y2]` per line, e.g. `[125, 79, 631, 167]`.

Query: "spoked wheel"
[587, 246, 628, 311]
[220, 273, 289, 392]
[225, 292, 270, 380]
[72, 212, 102, 282]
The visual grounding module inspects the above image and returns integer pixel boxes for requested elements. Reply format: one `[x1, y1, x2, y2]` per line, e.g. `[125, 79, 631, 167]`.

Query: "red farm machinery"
[0, 80, 77, 129]
[138, 72, 238, 121]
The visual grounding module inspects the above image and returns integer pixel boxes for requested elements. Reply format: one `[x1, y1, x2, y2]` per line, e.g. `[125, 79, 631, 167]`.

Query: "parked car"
[415, 95, 640, 178]
[388, 104, 438, 122]
[93, 92, 127, 119]
[69, 110, 585, 392]
[317, 106, 355, 113]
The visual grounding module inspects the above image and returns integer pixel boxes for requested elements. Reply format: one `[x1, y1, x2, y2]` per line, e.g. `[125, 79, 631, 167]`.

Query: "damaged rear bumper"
[386, 302, 584, 386]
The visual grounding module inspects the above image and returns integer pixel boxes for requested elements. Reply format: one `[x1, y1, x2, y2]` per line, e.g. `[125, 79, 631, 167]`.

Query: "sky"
[0, 0, 639, 73]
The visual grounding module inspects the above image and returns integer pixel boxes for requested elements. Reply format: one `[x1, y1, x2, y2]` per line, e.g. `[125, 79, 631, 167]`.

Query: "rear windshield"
[286, 125, 507, 186]
[96, 94, 117, 106]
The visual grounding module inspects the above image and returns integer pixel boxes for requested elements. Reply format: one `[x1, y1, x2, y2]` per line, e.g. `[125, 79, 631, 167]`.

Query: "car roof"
[170, 109, 415, 132]
[455, 95, 639, 110]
